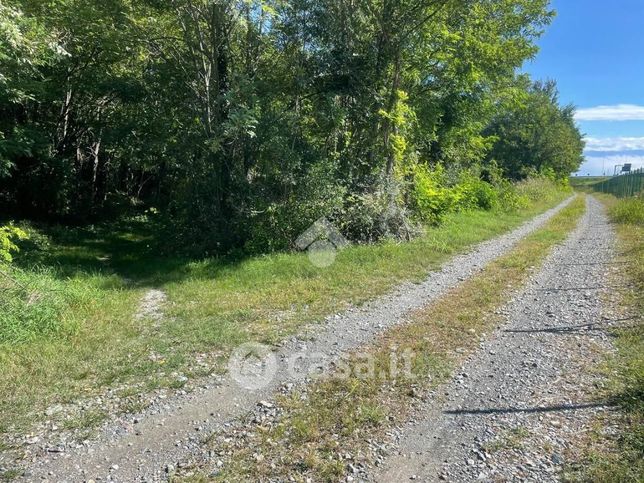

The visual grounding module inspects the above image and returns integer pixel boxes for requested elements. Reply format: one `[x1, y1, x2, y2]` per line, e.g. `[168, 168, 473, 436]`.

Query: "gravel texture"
[371, 195, 623, 482]
[17, 198, 574, 482]
[134, 289, 167, 321]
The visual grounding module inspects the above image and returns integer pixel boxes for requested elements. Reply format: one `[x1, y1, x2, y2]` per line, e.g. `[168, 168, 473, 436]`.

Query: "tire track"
[25, 197, 576, 482]
[372, 196, 618, 482]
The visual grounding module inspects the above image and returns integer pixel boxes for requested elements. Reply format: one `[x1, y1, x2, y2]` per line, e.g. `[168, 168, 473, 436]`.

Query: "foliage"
[0, 223, 27, 262]
[409, 164, 455, 224]
[485, 79, 585, 180]
[0, 0, 581, 254]
[408, 162, 564, 226]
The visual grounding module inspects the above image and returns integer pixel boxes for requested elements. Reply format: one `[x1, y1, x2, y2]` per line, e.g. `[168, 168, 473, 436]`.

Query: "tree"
[485, 79, 585, 180]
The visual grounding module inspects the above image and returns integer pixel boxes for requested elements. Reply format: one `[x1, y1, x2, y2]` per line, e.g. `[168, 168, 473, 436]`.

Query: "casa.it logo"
[227, 342, 277, 391]
[295, 217, 349, 268]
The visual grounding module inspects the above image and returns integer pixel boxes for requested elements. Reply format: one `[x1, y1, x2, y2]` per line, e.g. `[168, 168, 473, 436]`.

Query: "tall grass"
[0, 266, 105, 344]
[515, 176, 571, 205]
[608, 195, 644, 225]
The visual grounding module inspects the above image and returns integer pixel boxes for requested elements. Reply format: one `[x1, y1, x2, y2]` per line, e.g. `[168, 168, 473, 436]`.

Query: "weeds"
[608, 195, 644, 225]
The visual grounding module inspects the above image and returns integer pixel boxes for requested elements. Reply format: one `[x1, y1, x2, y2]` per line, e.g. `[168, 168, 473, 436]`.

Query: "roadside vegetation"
[569, 177, 611, 191]
[563, 194, 643, 482]
[190, 196, 586, 482]
[2, 1, 583, 255]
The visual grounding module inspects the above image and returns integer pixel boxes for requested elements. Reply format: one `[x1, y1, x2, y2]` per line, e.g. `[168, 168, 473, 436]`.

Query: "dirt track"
[24, 198, 575, 482]
[373, 196, 619, 482]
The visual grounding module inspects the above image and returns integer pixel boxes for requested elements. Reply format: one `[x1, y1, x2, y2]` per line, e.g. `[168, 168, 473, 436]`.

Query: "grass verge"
[0, 184, 568, 441]
[562, 194, 643, 482]
[187, 196, 586, 482]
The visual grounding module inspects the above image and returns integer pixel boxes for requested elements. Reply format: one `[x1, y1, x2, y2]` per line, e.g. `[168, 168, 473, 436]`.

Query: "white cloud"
[575, 104, 644, 121]
[584, 136, 644, 152]
[576, 154, 644, 176]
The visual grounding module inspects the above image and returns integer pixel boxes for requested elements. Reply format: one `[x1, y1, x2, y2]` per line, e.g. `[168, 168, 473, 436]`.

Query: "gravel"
[16, 198, 574, 482]
[134, 289, 167, 321]
[371, 195, 622, 482]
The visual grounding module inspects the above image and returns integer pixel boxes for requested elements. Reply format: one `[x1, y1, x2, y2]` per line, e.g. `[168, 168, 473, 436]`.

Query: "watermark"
[228, 342, 278, 390]
[228, 343, 415, 391]
[295, 217, 349, 268]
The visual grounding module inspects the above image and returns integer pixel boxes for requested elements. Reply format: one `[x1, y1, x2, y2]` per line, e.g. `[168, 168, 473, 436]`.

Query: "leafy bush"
[452, 171, 499, 211]
[244, 163, 346, 253]
[0, 223, 28, 263]
[338, 185, 416, 243]
[409, 164, 455, 225]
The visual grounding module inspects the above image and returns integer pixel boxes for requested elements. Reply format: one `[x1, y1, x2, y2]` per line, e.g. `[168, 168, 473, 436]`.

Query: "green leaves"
[0, 0, 579, 252]
[0, 224, 28, 263]
[486, 80, 585, 180]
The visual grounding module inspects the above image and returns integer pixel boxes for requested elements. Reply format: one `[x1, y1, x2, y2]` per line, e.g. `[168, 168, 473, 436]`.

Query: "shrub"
[409, 164, 455, 224]
[0, 223, 28, 263]
[244, 163, 346, 253]
[338, 185, 416, 243]
[452, 172, 499, 211]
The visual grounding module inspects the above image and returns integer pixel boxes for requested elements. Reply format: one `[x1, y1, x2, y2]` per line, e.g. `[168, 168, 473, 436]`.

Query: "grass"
[0, 181, 569, 440]
[194, 196, 586, 482]
[484, 426, 531, 453]
[569, 176, 611, 191]
[562, 194, 643, 482]
[608, 195, 644, 225]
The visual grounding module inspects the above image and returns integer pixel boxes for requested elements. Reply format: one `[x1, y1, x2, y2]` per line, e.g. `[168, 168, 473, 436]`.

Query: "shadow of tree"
[13, 219, 248, 287]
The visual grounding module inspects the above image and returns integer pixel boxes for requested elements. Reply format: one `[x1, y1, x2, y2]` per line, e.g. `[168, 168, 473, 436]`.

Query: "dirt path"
[24, 198, 575, 482]
[134, 289, 167, 322]
[372, 196, 620, 482]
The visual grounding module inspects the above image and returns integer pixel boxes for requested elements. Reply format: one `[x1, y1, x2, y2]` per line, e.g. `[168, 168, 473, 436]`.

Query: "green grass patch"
[569, 176, 610, 191]
[202, 196, 586, 482]
[608, 195, 644, 225]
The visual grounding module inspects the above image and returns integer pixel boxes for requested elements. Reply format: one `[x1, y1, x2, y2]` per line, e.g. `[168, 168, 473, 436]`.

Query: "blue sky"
[524, 0, 644, 176]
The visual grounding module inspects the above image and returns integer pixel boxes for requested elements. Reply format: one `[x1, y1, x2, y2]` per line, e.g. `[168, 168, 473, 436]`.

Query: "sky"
[524, 0, 644, 176]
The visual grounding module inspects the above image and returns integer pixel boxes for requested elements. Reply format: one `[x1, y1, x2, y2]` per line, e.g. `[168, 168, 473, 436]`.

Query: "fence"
[593, 168, 644, 198]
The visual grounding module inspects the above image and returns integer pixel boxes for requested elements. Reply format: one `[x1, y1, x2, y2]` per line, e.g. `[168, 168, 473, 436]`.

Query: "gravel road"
[22, 198, 574, 482]
[372, 196, 620, 482]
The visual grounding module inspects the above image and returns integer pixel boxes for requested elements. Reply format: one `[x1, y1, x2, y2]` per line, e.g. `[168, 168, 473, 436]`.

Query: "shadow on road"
[444, 401, 610, 416]
[504, 316, 641, 334]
